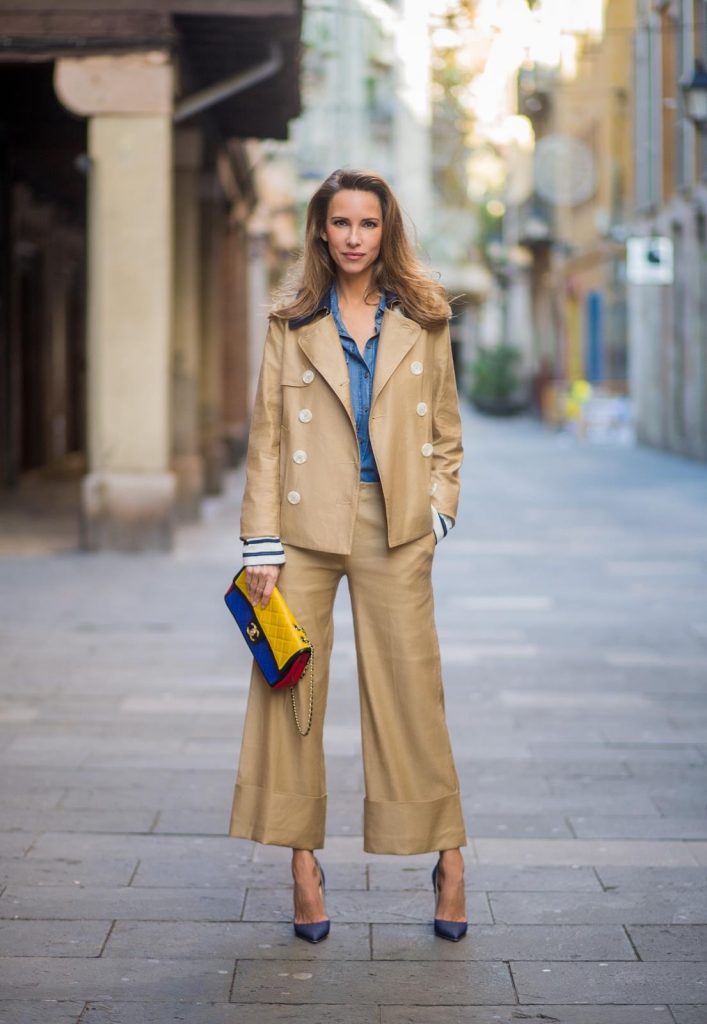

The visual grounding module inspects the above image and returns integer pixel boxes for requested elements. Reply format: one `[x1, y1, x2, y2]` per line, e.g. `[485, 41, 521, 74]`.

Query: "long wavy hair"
[271, 169, 451, 329]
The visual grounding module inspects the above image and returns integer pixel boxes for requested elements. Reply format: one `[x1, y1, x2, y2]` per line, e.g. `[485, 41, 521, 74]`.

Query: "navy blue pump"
[293, 857, 330, 943]
[431, 861, 468, 942]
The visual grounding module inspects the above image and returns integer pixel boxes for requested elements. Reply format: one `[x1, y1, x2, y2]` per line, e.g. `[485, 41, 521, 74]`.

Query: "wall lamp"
[681, 59, 707, 129]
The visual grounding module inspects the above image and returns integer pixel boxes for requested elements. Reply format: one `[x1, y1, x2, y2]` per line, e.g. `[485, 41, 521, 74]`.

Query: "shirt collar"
[288, 284, 399, 330]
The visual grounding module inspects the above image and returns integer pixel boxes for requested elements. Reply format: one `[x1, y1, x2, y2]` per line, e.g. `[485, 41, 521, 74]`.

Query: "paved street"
[1, 406, 706, 1024]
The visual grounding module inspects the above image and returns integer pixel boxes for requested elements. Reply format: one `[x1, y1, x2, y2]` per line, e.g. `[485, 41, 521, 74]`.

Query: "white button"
[416, 402, 428, 416]
[421, 442, 433, 457]
[411, 361, 423, 375]
[292, 450, 307, 464]
[298, 408, 312, 423]
[287, 490, 301, 504]
[430, 481, 438, 495]
[302, 369, 315, 384]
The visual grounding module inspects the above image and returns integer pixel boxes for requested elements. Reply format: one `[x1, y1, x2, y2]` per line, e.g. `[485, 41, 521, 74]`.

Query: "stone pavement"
[1, 407, 707, 1024]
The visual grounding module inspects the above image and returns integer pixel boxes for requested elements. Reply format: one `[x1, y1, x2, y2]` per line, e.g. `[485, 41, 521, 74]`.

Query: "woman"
[229, 169, 468, 943]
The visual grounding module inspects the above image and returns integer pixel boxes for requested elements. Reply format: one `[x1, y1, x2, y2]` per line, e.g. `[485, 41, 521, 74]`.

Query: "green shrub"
[470, 344, 522, 405]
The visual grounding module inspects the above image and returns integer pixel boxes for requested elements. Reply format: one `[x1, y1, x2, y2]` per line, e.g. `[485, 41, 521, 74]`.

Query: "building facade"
[628, 0, 707, 459]
[285, 0, 488, 389]
[502, 0, 634, 404]
[288, 0, 434, 243]
[0, 1, 303, 548]
[503, 0, 707, 460]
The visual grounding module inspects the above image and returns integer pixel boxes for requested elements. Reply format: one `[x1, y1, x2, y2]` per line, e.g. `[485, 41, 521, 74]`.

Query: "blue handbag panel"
[224, 583, 280, 687]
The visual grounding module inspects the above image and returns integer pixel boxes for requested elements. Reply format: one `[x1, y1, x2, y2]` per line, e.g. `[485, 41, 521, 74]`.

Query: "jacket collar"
[293, 290, 421, 426]
[288, 286, 400, 330]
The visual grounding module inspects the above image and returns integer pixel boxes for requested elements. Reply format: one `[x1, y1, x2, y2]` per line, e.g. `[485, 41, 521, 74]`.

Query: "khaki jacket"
[240, 303, 463, 553]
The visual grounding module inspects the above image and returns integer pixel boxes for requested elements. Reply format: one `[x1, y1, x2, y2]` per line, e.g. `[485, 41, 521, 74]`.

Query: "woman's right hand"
[245, 564, 281, 609]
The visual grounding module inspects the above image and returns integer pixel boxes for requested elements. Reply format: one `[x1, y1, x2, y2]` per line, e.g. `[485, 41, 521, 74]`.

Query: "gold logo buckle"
[246, 621, 261, 643]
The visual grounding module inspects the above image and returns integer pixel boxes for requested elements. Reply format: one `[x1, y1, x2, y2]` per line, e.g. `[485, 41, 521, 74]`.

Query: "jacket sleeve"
[430, 321, 463, 521]
[239, 317, 286, 541]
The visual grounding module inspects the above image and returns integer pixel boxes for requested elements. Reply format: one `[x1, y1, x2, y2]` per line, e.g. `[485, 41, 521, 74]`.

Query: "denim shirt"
[329, 283, 386, 483]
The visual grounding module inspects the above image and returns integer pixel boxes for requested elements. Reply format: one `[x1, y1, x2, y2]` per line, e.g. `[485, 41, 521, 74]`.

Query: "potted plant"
[469, 344, 526, 416]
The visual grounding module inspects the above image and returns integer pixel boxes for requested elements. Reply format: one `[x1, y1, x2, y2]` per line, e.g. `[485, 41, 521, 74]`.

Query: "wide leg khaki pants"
[229, 482, 467, 855]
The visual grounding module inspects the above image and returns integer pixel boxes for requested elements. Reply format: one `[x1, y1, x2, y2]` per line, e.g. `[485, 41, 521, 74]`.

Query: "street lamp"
[681, 59, 707, 129]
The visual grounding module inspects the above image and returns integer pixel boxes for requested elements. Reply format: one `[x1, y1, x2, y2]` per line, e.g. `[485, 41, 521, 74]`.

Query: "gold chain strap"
[290, 645, 314, 736]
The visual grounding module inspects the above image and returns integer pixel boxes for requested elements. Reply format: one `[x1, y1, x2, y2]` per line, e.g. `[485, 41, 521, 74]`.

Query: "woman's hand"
[245, 564, 281, 609]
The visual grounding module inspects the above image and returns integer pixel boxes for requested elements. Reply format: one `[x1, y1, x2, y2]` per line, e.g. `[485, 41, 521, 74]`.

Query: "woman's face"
[321, 189, 383, 280]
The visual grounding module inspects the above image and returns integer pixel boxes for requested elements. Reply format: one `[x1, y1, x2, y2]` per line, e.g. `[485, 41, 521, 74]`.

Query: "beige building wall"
[548, 0, 635, 386]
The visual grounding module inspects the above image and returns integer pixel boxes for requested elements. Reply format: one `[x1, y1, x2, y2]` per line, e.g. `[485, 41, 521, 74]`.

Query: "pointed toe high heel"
[432, 861, 468, 942]
[293, 858, 330, 943]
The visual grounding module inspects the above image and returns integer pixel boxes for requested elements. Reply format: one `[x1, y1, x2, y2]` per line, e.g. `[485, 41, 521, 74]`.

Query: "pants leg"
[346, 483, 468, 854]
[229, 543, 343, 850]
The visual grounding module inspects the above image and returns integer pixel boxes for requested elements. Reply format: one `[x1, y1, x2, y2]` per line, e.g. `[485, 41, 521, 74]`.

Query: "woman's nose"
[346, 227, 361, 246]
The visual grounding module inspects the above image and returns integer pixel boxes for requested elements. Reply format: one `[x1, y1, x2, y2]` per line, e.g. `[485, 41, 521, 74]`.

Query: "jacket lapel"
[372, 309, 421, 407]
[295, 315, 356, 429]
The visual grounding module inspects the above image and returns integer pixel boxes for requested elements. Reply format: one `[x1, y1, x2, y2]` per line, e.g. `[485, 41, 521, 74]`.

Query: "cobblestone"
[0, 407, 706, 1022]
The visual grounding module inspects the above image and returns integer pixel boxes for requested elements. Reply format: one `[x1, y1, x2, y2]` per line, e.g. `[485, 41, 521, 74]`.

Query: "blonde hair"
[271, 168, 451, 330]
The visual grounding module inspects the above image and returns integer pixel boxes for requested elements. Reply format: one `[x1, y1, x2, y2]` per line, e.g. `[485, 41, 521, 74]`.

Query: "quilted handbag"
[224, 567, 314, 735]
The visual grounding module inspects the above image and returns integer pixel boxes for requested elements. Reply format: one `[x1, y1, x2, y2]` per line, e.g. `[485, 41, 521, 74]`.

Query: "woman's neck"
[334, 271, 379, 308]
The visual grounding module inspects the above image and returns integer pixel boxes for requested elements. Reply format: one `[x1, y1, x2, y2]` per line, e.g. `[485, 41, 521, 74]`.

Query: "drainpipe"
[174, 40, 283, 123]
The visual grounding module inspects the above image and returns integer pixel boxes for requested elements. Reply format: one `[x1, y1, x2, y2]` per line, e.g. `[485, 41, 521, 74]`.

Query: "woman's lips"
[342, 252, 365, 260]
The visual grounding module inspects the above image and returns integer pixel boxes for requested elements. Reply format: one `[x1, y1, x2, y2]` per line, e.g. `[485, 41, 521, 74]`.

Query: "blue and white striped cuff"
[242, 536, 286, 566]
[431, 505, 455, 544]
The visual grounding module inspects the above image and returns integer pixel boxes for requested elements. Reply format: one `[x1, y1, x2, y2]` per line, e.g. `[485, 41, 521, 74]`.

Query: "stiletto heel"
[432, 860, 468, 942]
[293, 856, 330, 943]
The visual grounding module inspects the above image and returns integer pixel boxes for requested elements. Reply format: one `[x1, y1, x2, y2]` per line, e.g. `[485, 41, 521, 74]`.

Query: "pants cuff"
[363, 791, 468, 855]
[229, 782, 327, 850]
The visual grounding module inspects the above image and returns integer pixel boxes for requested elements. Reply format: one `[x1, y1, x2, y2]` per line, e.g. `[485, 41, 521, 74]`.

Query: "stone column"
[247, 225, 270, 412]
[172, 128, 205, 520]
[199, 174, 226, 495]
[222, 219, 250, 464]
[55, 52, 175, 550]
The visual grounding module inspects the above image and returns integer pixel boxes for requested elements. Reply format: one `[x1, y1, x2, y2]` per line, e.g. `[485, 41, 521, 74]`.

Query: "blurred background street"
[1, 0, 707, 1021]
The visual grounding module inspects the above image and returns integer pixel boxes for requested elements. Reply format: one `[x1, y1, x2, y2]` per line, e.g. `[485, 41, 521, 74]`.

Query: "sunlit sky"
[431, 0, 605, 140]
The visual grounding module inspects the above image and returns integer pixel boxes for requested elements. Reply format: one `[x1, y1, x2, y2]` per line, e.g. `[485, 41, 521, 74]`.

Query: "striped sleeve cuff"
[431, 505, 455, 544]
[242, 536, 286, 566]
